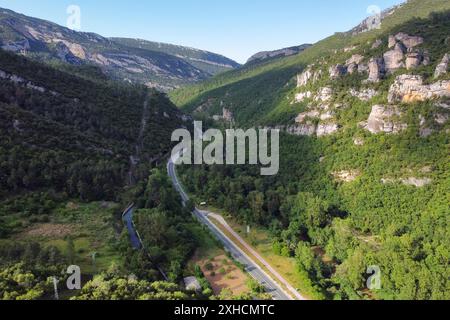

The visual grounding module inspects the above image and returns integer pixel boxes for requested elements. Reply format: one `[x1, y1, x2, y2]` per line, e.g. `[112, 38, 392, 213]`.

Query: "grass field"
[12, 201, 123, 274]
[184, 222, 250, 296]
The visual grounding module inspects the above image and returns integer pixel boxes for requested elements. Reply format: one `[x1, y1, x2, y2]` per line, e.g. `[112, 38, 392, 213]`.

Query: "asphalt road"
[167, 155, 293, 300]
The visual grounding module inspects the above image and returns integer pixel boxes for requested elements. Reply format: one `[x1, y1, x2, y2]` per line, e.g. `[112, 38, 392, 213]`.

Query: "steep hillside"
[0, 49, 188, 233]
[170, 0, 450, 125]
[112, 38, 240, 76]
[174, 0, 450, 300]
[0, 8, 239, 91]
[246, 44, 312, 64]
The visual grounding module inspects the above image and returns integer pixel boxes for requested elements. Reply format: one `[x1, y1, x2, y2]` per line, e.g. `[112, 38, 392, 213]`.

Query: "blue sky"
[0, 0, 405, 63]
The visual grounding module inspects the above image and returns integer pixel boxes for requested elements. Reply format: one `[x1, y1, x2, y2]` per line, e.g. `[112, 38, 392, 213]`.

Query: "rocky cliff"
[0, 8, 239, 91]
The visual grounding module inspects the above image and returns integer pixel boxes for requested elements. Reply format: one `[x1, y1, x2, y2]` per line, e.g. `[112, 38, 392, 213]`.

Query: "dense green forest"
[175, 4, 450, 300]
[0, 49, 203, 300]
[0, 49, 186, 233]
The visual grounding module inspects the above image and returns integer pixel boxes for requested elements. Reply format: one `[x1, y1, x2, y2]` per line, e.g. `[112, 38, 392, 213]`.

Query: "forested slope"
[0, 49, 187, 234]
[175, 0, 450, 300]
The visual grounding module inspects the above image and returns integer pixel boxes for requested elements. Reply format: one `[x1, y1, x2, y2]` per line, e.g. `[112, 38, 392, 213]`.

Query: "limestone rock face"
[383, 43, 406, 73]
[315, 87, 333, 102]
[1, 39, 30, 52]
[394, 33, 424, 49]
[295, 110, 320, 123]
[406, 51, 423, 70]
[366, 57, 385, 82]
[388, 35, 397, 48]
[346, 63, 358, 74]
[319, 111, 335, 121]
[317, 123, 339, 136]
[349, 88, 378, 101]
[435, 53, 449, 78]
[388, 74, 450, 104]
[365, 105, 407, 134]
[329, 64, 347, 79]
[294, 91, 312, 103]
[346, 54, 365, 66]
[332, 170, 361, 182]
[285, 124, 317, 137]
[297, 67, 314, 87]
[401, 178, 432, 187]
[358, 63, 368, 73]
[381, 177, 432, 187]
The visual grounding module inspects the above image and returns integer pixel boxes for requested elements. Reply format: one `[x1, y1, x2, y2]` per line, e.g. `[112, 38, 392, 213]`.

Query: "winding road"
[167, 152, 306, 300]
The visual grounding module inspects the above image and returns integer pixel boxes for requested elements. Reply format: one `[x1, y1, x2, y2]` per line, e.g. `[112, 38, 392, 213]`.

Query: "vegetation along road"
[167, 151, 306, 300]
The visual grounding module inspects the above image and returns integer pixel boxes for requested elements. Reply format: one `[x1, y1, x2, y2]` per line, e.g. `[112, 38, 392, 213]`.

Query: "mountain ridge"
[0, 7, 240, 91]
[171, 0, 450, 300]
[246, 44, 312, 64]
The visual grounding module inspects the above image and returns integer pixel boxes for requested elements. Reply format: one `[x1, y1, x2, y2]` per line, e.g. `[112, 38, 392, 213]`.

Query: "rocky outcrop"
[346, 54, 365, 66]
[294, 91, 312, 103]
[315, 87, 333, 102]
[319, 111, 335, 121]
[347, 4, 402, 36]
[364, 105, 407, 134]
[388, 35, 397, 49]
[286, 124, 317, 137]
[389, 33, 424, 50]
[55, 42, 83, 64]
[388, 75, 450, 104]
[329, 55, 366, 79]
[329, 64, 347, 79]
[346, 54, 366, 74]
[435, 53, 449, 78]
[383, 43, 406, 73]
[247, 44, 312, 64]
[366, 33, 426, 79]
[394, 33, 424, 50]
[332, 170, 361, 182]
[402, 178, 432, 187]
[295, 110, 320, 123]
[0, 69, 59, 96]
[1, 39, 30, 53]
[294, 105, 339, 137]
[405, 51, 422, 70]
[382, 177, 432, 187]
[286, 122, 339, 137]
[297, 67, 314, 87]
[366, 57, 385, 82]
[317, 123, 339, 136]
[349, 88, 378, 101]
